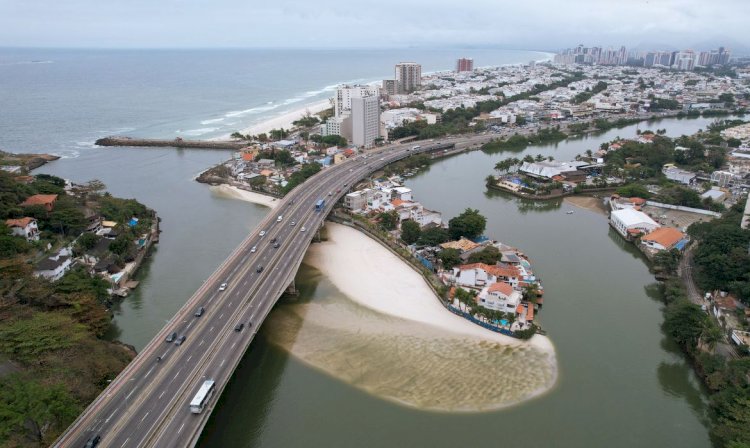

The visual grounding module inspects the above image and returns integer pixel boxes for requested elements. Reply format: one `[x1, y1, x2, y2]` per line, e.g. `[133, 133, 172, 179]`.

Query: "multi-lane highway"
[54, 140, 455, 448]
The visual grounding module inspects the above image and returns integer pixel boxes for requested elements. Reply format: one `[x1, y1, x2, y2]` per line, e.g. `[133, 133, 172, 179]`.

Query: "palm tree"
[699, 321, 723, 352]
[535, 154, 545, 162]
[522, 284, 540, 305]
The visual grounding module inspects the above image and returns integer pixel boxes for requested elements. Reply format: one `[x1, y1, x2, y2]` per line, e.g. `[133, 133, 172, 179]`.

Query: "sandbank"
[307, 223, 555, 354]
[208, 184, 280, 209]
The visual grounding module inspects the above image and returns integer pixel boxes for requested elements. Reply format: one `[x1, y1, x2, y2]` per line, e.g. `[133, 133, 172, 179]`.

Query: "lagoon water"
[0, 48, 726, 447]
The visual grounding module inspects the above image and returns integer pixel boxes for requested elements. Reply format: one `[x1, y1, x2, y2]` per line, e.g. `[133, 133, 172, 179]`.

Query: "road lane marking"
[121, 438, 130, 447]
[199, 339, 204, 346]
[172, 370, 181, 381]
[220, 358, 226, 367]
[144, 366, 154, 379]
[159, 391, 166, 399]
[105, 408, 119, 423]
[141, 411, 149, 422]
[186, 320, 194, 329]
[178, 422, 185, 434]
[126, 388, 136, 400]
[186, 355, 192, 363]
[218, 313, 224, 319]
[231, 342, 236, 349]
[229, 302, 233, 307]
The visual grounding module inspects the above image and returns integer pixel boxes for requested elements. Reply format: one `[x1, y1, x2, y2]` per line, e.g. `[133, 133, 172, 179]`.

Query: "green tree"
[664, 299, 708, 350]
[467, 246, 501, 264]
[400, 220, 421, 245]
[378, 211, 398, 231]
[652, 249, 681, 276]
[438, 248, 462, 270]
[0, 375, 80, 446]
[417, 227, 449, 246]
[448, 208, 487, 240]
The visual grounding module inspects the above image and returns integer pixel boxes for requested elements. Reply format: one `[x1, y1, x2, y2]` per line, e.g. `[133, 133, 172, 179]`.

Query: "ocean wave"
[178, 127, 219, 136]
[0, 60, 54, 66]
[75, 141, 97, 148]
[50, 149, 80, 159]
[200, 118, 225, 125]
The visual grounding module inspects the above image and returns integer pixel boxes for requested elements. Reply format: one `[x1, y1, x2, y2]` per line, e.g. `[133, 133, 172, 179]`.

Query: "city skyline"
[1, 0, 749, 52]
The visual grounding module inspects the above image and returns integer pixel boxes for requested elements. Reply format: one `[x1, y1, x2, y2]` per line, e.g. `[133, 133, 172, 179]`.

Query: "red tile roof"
[488, 282, 513, 296]
[5, 217, 35, 228]
[642, 227, 685, 249]
[21, 194, 58, 207]
[457, 263, 520, 279]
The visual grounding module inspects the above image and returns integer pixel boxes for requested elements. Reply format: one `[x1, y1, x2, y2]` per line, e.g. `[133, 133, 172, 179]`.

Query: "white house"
[610, 208, 660, 238]
[452, 263, 521, 289]
[34, 255, 72, 281]
[662, 165, 696, 185]
[391, 186, 413, 202]
[477, 282, 522, 312]
[5, 217, 39, 241]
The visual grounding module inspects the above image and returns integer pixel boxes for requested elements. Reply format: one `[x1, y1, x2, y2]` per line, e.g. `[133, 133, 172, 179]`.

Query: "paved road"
[53, 141, 451, 448]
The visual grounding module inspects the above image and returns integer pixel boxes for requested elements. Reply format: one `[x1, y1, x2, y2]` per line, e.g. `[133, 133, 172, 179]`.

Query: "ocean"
[0, 47, 550, 158]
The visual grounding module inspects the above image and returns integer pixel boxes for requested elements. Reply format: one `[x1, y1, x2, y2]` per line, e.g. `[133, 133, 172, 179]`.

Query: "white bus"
[189, 380, 216, 414]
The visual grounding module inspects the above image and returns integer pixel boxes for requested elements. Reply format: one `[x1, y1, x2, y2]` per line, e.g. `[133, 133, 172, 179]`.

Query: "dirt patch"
[564, 195, 607, 215]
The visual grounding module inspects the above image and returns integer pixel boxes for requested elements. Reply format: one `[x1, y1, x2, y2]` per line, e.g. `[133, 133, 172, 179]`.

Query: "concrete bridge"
[53, 138, 479, 447]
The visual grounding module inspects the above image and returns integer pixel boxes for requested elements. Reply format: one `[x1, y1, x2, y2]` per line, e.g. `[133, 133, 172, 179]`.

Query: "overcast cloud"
[1, 0, 748, 51]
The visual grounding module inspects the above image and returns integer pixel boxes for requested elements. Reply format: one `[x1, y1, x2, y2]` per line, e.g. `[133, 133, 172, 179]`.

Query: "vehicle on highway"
[277, 215, 283, 222]
[175, 335, 186, 346]
[165, 332, 177, 343]
[234, 322, 244, 332]
[219, 282, 227, 291]
[259, 230, 266, 237]
[301, 226, 306, 232]
[328, 191, 332, 196]
[251, 246, 257, 253]
[189, 379, 216, 414]
[270, 237, 277, 243]
[273, 242, 280, 248]
[194, 306, 205, 317]
[84, 434, 101, 448]
[412, 145, 421, 150]
[256, 265, 264, 273]
[315, 199, 325, 211]
[380, 158, 384, 161]
[336, 188, 341, 193]
[290, 221, 296, 226]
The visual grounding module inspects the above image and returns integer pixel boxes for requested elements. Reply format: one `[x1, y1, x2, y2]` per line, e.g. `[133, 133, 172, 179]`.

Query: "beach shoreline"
[236, 99, 331, 137]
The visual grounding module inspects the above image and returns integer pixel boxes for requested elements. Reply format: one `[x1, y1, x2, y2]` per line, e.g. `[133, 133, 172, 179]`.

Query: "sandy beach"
[208, 184, 280, 209]
[308, 223, 556, 353]
[239, 99, 331, 137]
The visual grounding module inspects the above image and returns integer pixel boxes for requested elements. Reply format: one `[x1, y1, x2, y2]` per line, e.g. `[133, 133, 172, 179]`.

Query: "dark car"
[270, 237, 277, 243]
[234, 323, 244, 332]
[175, 335, 187, 346]
[165, 332, 177, 343]
[194, 306, 205, 317]
[84, 434, 101, 448]
[273, 242, 280, 248]
[256, 265, 264, 273]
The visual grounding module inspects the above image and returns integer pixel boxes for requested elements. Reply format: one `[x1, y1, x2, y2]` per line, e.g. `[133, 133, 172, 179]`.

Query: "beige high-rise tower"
[395, 62, 421, 93]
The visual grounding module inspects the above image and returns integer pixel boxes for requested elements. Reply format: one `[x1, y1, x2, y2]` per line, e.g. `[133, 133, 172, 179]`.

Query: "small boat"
[566, 211, 574, 215]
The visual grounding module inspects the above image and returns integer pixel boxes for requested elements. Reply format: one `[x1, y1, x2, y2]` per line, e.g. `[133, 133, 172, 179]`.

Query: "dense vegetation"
[0, 172, 146, 446]
[481, 127, 567, 153]
[447, 208, 487, 240]
[281, 162, 322, 194]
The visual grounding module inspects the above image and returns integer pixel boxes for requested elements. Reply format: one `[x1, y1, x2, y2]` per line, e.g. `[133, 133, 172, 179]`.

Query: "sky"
[1, 0, 749, 52]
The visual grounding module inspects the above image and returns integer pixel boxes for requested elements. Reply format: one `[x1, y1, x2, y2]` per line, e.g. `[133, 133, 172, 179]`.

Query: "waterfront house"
[34, 255, 72, 281]
[477, 282, 522, 313]
[641, 227, 688, 251]
[452, 263, 521, 289]
[20, 194, 58, 212]
[609, 208, 660, 238]
[5, 217, 39, 241]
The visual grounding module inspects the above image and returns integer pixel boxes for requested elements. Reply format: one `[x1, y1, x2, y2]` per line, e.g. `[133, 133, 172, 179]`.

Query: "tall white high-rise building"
[351, 95, 380, 148]
[335, 85, 380, 118]
[395, 62, 422, 93]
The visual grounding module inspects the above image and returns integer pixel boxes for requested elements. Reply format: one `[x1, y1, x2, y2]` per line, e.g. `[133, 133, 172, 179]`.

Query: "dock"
[95, 136, 247, 150]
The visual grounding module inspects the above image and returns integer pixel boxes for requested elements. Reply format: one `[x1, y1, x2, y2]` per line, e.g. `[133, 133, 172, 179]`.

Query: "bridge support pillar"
[285, 280, 299, 296]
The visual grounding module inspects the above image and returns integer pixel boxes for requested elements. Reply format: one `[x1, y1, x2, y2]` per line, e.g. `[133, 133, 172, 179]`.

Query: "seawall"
[95, 136, 247, 150]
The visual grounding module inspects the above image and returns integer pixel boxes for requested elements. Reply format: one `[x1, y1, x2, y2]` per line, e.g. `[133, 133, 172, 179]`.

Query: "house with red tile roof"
[452, 263, 521, 288]
[20, 194, 58, 212]
[641, 227, 687, 251]
[477, 281, 522, 312]
[5, 217, 39, 241]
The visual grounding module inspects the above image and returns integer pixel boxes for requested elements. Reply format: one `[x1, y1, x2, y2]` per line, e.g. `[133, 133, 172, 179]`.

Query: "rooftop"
[642, 227, 686, 249]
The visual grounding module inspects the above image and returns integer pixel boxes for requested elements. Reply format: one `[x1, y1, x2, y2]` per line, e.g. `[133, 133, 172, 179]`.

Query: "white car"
[250, 246, 257, 253]
[300, 226, 306, 232]
[219, 283, 228, 291]
[290, 221, 296, 226]
[259, 230, 266, 237]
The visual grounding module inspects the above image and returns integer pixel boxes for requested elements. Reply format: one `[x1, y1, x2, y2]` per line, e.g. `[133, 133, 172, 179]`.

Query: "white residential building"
[34, 255, 72, 281]
[5, 217, 39, 241]
[335, 85, 380, 118]
[351, 95, 380, 148]
[477, 282, 522, 312]
[609, 208, 660, 238]
[662, 165, 696, 185]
